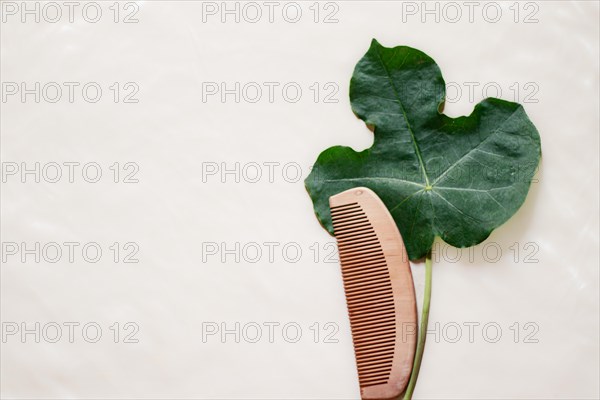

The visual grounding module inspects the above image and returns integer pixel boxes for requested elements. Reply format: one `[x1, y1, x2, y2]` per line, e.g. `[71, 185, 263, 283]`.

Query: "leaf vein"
[374, 46, 431, 186]
[432, 106, 522, 186]
[431, 190, 482, 223]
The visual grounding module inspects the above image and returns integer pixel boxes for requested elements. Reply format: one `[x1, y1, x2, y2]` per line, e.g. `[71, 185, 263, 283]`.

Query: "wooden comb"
[330, 187, 417, 400]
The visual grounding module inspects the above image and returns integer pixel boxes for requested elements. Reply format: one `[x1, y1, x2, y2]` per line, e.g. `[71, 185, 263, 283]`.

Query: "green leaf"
[305, 39, 541, 260]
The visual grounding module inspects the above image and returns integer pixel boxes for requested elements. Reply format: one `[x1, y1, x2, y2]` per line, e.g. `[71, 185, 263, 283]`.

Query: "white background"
[1, 1, 599, 399]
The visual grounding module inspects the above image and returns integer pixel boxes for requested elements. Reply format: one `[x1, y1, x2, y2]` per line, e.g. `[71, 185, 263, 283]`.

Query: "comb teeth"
[330, 188, 417, 400]
[331, 203, 396, 388]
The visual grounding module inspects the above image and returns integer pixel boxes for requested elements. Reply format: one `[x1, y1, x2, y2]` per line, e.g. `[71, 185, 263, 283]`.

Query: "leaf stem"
[403, 250, 433, 400]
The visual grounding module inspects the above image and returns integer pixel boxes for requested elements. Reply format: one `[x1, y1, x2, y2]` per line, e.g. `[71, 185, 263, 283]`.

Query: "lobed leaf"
[305, 39, 541, 260]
